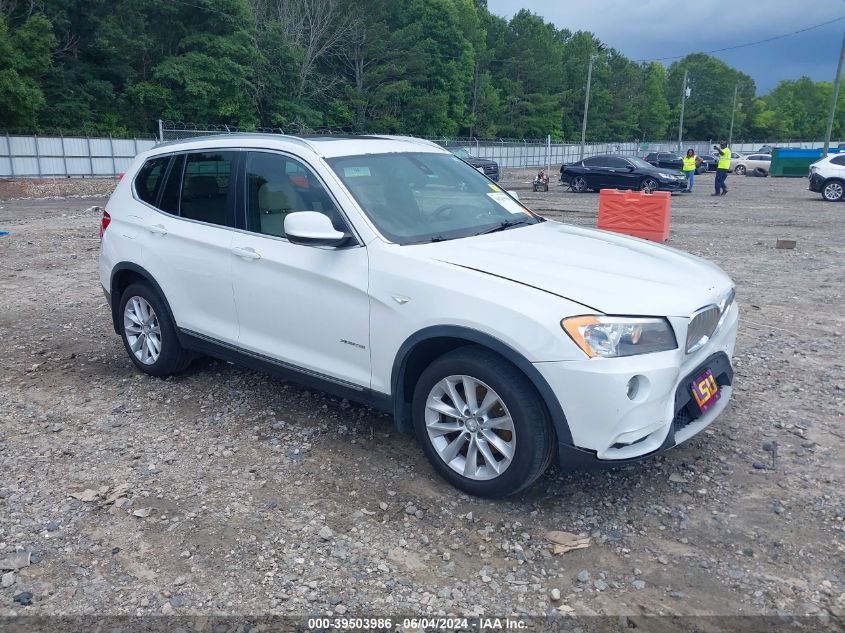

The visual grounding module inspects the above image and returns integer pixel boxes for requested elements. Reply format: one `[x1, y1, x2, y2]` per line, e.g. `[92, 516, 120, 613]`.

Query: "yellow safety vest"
[718, 148, 731, 170]
[682, 156, 697, 171]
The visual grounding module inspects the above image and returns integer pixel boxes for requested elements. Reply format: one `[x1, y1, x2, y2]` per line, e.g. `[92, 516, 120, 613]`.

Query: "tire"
[640, 177, 658, 193]
[734, 164, 746, 175]
[570, 175, 588, 193]
[822, 179, 844, 202]
[118, 282, 191, 377]
[412, 346, 555, 498]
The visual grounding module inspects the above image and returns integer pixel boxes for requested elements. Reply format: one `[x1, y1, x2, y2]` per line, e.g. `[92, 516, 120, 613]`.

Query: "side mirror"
[626, 164, 635, 171]
[284, 211, 349, 247]
[508, 190, 520, 201]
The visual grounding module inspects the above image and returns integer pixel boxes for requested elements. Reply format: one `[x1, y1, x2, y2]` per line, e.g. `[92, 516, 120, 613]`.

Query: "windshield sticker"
[488, 183, 502, 192]
[488, 192, 528, 215]
[343, 166, 371, 178]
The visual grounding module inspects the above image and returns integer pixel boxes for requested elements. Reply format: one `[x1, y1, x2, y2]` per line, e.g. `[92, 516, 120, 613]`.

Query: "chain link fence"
[2, 120, 839, 178]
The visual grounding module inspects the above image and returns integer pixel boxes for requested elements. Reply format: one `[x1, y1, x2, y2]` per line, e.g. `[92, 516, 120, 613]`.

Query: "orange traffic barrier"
[596, 189, 671, 242]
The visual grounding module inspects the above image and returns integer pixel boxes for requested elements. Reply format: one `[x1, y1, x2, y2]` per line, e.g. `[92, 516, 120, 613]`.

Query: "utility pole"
[823, 29, 845, 157]
[579, 55, 595, 160]
[677, 69, 689, 152]
[728, 83, 739, 148]
[580, 43, 607, 160]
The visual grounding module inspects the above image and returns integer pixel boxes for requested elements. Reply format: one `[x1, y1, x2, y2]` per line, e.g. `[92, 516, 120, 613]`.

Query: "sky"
[486, 0, 845, 94]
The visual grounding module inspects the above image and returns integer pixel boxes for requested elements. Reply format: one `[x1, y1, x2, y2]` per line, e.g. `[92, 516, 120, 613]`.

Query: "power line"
[635, 15, 845, 62]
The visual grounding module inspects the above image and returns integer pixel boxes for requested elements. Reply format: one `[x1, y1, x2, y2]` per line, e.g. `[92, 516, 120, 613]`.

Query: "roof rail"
[372, 135, 445, 150]
[154, 132, 320, 154]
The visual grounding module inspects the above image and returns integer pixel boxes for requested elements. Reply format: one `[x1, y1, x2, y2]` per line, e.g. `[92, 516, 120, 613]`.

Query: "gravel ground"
[0, 178, 119, 201]
[1, 172, 844, 624]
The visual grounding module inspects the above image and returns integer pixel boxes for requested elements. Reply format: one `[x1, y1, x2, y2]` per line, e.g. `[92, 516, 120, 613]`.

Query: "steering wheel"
[431, 204, 458, 221]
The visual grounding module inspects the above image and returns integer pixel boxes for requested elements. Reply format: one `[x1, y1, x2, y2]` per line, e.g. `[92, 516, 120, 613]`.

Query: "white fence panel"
[0, 134, 157, 177]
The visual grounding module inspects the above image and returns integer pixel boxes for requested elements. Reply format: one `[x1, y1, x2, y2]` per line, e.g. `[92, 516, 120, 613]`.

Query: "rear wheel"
[570, 176, 588, 193]
[412, 346, 555, 498]
[640, 177, 658, 193]
[734, 164, 746, 175]
[119, 282, 191, 376]
[822, 179, 844, 202]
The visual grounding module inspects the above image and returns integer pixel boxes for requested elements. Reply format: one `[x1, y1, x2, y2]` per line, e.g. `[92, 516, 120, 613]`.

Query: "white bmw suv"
[99, 134, 738, 497]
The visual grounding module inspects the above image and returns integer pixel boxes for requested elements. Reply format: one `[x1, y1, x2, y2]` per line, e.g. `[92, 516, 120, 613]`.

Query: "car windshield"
[628, 157, 653, 169]
[328, 152, 541, 244]
[450, 147, 471, 159]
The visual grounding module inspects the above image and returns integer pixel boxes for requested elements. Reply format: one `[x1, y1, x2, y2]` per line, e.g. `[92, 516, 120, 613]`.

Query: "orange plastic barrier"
[596, 189, 671, 242]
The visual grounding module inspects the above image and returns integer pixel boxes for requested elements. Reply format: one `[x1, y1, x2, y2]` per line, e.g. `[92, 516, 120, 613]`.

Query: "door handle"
[232, 246, 261, 261]
[147, 224, 167, 236]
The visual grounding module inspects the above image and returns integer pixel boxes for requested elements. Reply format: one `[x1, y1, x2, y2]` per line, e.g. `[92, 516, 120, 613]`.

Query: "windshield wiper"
[476, 218, 534, 236]
[430, 234, 449, 242]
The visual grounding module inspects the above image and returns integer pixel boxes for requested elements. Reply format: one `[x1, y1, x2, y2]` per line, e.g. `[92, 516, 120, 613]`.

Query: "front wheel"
[734, 164, 746, 175]
[412, 346, 555, 498]
[640, 177, 658, 193]
[822, 180, 844, 202]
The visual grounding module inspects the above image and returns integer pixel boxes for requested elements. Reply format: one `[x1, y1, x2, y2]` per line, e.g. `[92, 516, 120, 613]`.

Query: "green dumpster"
[770, 148, 843, 177]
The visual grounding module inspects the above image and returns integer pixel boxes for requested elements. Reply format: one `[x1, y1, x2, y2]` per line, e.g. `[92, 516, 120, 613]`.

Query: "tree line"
[1, 0, 842, 141]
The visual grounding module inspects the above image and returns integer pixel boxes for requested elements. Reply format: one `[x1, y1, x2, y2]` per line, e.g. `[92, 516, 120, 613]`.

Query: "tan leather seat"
[257, 179, 305, 237]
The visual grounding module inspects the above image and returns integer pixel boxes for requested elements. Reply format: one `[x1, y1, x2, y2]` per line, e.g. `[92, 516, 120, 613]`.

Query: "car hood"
[417, 221, 732, 316]
[465, 157, 497, 166]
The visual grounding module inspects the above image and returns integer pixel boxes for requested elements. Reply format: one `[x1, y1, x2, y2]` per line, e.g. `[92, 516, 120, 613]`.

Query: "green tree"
[667, 53, 755, 141]
[0, 14, 55, 129]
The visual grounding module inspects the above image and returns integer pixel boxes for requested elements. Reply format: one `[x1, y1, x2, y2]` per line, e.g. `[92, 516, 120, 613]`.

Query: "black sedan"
[560, 155, 688, 193]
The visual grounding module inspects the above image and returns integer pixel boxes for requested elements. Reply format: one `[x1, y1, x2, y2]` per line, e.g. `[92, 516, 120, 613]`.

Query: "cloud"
[487, 0, 845, 92]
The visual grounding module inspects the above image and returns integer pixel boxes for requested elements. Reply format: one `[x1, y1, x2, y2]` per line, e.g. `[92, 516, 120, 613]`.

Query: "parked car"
[99, 134, 738, 498]
[754, 145, 773, 154]
[808, 153, 845, 201]
[731, 153, 772, 175]
[644, 151, 711, 174]
[448, 146, 499, 181]
[696, 154, 719, 172]
[561, 154, 688, 193]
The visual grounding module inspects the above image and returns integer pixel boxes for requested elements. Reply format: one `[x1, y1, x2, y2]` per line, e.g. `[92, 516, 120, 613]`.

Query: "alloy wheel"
[123, 296, 162, 365]
[823, 181, 844, 201]
[735, 165, 746, 175]
[424, 375, 515, 481]
[571, 176, 587, 193]
[640, 178, 658, 193]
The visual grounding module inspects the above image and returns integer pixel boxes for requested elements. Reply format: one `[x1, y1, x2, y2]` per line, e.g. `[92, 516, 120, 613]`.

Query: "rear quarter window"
[134, 156, 170, 206]
[830, 155, 845, 166]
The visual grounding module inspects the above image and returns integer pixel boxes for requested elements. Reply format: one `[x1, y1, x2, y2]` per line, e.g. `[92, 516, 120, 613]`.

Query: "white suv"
[99, 134, 738, 497]
[809, 153, 845, 201]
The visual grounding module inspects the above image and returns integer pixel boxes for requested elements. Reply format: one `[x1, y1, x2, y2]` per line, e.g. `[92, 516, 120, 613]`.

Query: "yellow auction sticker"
[488, 183, 502, 192]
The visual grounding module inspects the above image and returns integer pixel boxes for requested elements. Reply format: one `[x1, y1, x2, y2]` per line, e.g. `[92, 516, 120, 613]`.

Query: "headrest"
[258, 182, 293, 211]
[187, 175, 217, 198]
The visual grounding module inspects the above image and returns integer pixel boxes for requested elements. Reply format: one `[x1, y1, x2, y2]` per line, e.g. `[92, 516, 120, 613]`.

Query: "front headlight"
[657, 172, 672, 179]
[715, 287, 736, 333]
[561, 316, 677, 358]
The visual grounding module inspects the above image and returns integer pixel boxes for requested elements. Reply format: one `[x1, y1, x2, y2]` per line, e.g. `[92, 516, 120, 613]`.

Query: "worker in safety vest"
[682, 149, 697, 193]
[712, 142, 731, 196]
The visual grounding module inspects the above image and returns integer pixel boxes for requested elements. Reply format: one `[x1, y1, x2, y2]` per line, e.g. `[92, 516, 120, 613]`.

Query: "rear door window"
[134, 156, 170, 206]
[180, 152, 237, 227]
[584, 156, 610, 167]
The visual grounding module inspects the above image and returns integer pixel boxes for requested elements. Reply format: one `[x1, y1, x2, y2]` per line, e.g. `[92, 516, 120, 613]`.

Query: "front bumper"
[657, 178, 689, 192]
[536, 304, 738, 467]
[808, 173, 824, 192]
